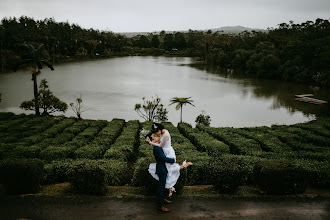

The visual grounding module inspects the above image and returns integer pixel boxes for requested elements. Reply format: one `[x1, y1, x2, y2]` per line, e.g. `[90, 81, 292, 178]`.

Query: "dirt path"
[1, 195, 329, 220]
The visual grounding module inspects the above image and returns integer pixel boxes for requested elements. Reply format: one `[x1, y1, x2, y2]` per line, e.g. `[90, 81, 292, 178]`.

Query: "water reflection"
[192, 64, 330, 118]
[0, 57, 328, 127]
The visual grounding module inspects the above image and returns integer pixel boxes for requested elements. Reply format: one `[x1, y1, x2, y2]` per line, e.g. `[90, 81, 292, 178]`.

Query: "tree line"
[0, 16, 329, 87]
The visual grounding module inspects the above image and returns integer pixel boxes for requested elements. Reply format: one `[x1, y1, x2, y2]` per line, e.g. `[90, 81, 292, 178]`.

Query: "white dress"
[148, 130, 181, 189]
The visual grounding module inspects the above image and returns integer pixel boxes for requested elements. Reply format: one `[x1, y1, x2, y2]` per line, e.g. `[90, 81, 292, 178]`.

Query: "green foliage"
[0, 158, 44, 194]
[40, 146, 74, 162]
[11, 145, 42, 158]
[195, 111, 211, 126]
[20, 79, 68, 116]
[134, 96, 168, 122]
[254, 160, 308, 194]
[67, 160, 106, 195]
[104, 120, 140, 161]
[210, 155, 250, 193]
[43, 159, 130, 186]
[178, 123, 230, 156]
[74, 146, 104, 159]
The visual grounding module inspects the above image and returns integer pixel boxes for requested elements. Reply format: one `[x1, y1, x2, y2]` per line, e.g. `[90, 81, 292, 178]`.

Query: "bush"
[254, 160, 308, 194]
[11, 146, 42, 158]
[296, 159, 330, 187]
[67, 160, 106, 195]
[40, 146, 74, 162]
[179, 123, 230, 156]
[74, 146, 104, 159]
[43, 159, 73, 184]
[0, 158, 44, 194]
[210, 155, 250, 193]
[104, 145, 134, 161]
[43, 159, 130, 186]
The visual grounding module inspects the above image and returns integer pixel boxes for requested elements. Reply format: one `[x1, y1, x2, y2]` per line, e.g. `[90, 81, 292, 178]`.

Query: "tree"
[169, 97, 195, 123]
[70, 95, 90, 119]
[15, 44, 54, 115]
[195, 111, 211, 126]
[134, 95, 168, 122]
[20, 79, 67, 115]
[137, 35, 150, 48]
[151, 35, 160, 48]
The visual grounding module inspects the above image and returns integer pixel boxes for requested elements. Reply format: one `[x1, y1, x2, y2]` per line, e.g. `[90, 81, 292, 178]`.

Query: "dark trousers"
[156, 173, 167, 207]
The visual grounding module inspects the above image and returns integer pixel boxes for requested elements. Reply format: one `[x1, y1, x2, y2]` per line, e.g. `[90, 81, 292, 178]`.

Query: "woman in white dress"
[146, 123, 193, 196]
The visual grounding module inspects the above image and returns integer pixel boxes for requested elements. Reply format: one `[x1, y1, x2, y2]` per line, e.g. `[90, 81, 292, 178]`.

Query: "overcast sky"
[1, 0, 329, 32]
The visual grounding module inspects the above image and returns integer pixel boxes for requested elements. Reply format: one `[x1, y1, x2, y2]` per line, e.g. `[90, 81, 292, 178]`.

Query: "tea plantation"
[0, 112, 329, 195]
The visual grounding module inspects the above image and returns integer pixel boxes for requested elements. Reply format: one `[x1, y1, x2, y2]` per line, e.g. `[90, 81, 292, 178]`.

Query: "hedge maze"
[0, 112, 329, 195]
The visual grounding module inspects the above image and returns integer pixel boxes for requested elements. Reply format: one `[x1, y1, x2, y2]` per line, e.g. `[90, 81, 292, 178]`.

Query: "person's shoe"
[164, 199, 172, 204]
[158, 206, 170, 212]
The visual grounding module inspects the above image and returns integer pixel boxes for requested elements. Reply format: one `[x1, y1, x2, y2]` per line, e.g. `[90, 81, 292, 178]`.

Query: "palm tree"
[15, 44, 54, 115]
[169, 97, 195, 123]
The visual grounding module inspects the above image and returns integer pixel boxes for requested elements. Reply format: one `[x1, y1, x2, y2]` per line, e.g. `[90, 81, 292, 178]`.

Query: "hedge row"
[73, 119, 125, 159]
[43, 159, 130, 194]
[0, 158, 44, 194]
[178, 122, 230, 156]
[199, 125, 263, 156]
[104, 120, 140, 161]
[234, 127, 292, 153]
[64, 120, 108, 148]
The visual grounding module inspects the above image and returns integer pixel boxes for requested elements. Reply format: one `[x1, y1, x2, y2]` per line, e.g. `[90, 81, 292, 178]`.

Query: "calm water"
[0, 56, 329, 127]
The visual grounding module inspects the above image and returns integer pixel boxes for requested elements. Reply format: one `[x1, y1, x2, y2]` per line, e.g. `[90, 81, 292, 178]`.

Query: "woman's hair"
[151, 123, 164, 133]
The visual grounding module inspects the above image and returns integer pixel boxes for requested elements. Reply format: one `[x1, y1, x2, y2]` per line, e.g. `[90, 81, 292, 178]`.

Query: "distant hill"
[117, 26, 266, 37]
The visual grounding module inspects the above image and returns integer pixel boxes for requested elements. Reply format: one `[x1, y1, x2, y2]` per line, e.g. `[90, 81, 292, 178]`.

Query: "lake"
[0, 56, 329, 127]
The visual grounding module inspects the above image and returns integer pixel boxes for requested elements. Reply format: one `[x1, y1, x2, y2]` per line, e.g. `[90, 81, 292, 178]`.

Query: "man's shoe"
[159, 206, 170, 212]
[164, 199, 172, 204]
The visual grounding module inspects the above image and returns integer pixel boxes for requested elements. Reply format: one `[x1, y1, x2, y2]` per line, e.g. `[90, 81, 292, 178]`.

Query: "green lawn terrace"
[0, 112, 329, 195]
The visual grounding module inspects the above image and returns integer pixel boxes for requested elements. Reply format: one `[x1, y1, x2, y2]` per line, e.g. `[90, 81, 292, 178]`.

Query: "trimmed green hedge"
[73, 146, 104, 159]
[199, 126, 263, 156]
[210, 155, 251, 193]
[91, 119, 125, 149]
[40, 146, 74, 161]
[67, 160, 106, 195]
[43, 159, 130, 186]
[254, 160, 308, 194]
[0, 158, 44, 194]
[104, 120, 140, 161]
[178, 123, 230, 156]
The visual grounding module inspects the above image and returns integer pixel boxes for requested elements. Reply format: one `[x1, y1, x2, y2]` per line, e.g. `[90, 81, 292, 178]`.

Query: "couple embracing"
[145, 123, 193, 212]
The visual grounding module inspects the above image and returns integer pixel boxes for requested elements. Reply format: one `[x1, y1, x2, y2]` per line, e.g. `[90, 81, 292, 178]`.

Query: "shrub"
[254, 160, 308, 194]
[296, 159, 330, 187]
[179, 123, 230, 156]
[210, 155, 250, 193]
[67, 160, 106, 195]
[0, 112, 15, 121]
[43, 159, 73, 184]
[74, 146, 104, 159]
[43, 159, 130, 186]
[11, 146, 41, 158]
[0, 158, 44, 194]
[40, 146, 74, 162]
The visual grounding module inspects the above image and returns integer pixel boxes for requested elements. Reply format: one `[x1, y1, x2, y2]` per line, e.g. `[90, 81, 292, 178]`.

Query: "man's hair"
[146, 132, 153, 141]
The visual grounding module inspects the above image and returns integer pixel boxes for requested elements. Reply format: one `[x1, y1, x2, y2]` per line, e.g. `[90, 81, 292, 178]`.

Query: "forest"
[0, 16, 329, 87]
